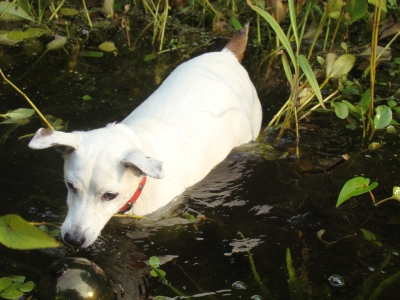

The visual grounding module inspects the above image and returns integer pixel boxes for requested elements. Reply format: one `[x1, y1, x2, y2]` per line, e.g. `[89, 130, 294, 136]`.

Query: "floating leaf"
[149, 256, 160, 268]
[336, 177, 378, 207]
[374, 105, 392, 129]
[393, 186, 400, 201]
[0, 289, 23, 299]
[3, 108, 34, 120]
[333, 102, 348, 119]
[360, 228, 382, 247]
[79, 51, 104, 57]
[386, 125, 396, 134]
[7, 31, 24, 41]
[99, 41, 117, 52]
[0, 30, 21, 45]
[0, 214, 61, 250]
[368, 142, 382, 150]
[60, 8, 79, 16]
[9, 276, 25, 283]
[24, 28, 46, 38]
[18, 281, 34, 292]
[46, 36, 67, 51]
[82, 95, 92, 101]
[0, 278, 12, 293]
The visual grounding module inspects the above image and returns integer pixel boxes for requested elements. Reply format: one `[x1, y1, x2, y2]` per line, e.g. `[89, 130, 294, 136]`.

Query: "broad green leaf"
[342, 100, 357, 112]
[0, 289, 23, 299]
[393, 186, 400, 201]
[4, 108, 34, 120]
[374, 105, 392, 129]
[327, 54, 356, 79]
[246, 0, 298, 74]
[0, 30, 21, 45]
[23, 28, 46, 38]
[9, 276, 24, 283]
[99, 41, 117, 52]
[150, 269, 166, 277]
[298, 54, 325, 108]
[333, 102, 348, 119]
[144, 53, 156, 61]
[82, 95, 92, 101]
[0, 214, 61, 250]
[387, 99, 397, 108]
[149, 256, 160, 268]
[79, 51, 104, 58]
[7, 31, 24, 41]
[386, 125, 396, 134]
[327, 0, 343, 14]
[336, 177, 378, 207]
[360, 228, 382, 247]
[46, 36, 67, 51]
[360, 89, 371, 107]
[230, 17, 242, 31]
[368, 142, 382, 150]
[0, 278, 12, 293]
[346, 0, 368, 23]
[60, 8, 79, 16]
[0, 1, 33, 21]
[18, 281, 34, 292]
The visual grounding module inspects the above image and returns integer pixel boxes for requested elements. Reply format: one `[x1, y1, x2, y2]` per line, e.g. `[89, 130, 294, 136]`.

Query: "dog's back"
[122, 25, 262, 211]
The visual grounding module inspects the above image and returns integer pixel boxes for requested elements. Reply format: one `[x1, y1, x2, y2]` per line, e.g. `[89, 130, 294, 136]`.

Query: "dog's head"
[29, 125, 164, 248]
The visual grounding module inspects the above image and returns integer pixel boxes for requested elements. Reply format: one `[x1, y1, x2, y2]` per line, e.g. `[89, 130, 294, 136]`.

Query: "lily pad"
[18, 281, 34, 292]
[0, 278, 12, 293]
[0, 289, 23, 299]
[46, 36, 67, 51]
[99, 41, 117, 52]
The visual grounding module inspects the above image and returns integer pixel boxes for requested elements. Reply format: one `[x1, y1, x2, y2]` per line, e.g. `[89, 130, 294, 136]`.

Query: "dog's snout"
[64, 232, 86, 247]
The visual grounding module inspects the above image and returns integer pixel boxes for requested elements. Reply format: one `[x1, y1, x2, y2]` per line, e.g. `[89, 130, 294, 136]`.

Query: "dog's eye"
[66, 181, 77, 193]
[102, 192, 118, 201]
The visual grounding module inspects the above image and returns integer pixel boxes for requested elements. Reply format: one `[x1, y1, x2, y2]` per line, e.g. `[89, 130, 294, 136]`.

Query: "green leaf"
[18, 281, 34, 292]
[336, 177, 378, 207]
[326, 53, 356, 79]
[50, 230, 60, 237]
[23, 28, 46, 38]
[360, 89, 371, 107]
[7, 31, 24, 41]
[327, 0, 343, 14]
[46, 36, 67, 51]
[150, 269, 166, 277]
[333, 102, 348, 119]
[346, 0, 368, 23]
[0, 214, 61, 250]
[342, 100, 357, 113]
[79, 51, 104, 58]
[360, 228, 382, 247]
[144, 53, 156, 62]
[386, 125, 396, 134]
[0, 278, 12, 293]
[9, 276, 24, 284]
[230, 17, 242, 31]
[298, 54, 325, 108]
[82, 95, 92, 101]
[288, 0, 299, 49]
[246, 0, 298, 74]
[99, 41, 117, 52]
[0, 289, 23, 299]
[374, 105, 392, 129]
[0, 1, 33, 21]
[3, 108, 34, 120]
[387, 99, 397, 108]
[392, 186, 400, 201]
[60, 8, 79, 16]
[149, 256, 160, 268]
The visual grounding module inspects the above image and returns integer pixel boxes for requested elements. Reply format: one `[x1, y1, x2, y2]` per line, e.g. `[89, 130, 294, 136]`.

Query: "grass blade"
[298, 54, 325, 108]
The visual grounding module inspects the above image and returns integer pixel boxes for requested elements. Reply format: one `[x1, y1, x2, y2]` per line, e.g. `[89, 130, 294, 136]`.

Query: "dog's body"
[29, 26, 262, 248]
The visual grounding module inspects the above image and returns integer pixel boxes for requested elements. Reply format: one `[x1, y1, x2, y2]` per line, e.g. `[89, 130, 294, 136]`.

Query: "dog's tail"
[222, 23, 249, 63]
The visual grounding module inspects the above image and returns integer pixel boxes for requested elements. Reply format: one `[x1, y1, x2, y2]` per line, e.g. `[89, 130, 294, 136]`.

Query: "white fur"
[29, 50, 262, 247]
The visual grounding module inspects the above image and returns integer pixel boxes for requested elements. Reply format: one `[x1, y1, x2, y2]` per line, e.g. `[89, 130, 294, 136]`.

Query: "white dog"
[28, 25, 262, 248]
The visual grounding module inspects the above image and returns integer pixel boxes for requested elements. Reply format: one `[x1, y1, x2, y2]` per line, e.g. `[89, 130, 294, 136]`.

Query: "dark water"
[1, 33, 400, 300]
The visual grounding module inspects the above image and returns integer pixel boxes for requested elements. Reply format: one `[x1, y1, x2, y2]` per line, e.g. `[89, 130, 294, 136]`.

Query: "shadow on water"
[1, 36, 400, 300]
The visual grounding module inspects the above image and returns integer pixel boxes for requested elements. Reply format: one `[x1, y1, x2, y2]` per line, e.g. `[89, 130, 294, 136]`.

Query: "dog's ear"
[28, 128, 81, 153]
[121, 150, 164, 179]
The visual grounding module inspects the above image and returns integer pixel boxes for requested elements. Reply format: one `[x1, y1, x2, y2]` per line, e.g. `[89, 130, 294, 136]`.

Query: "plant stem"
[0, 69, 54, 130]
[374, 197, 394, 206]
[29, 221, 61, 228]
[81, 0, 93, 27]
[48, 0, 67, 22]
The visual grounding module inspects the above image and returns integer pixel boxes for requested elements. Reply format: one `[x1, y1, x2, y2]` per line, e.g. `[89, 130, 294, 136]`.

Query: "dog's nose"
[64, 232, 86, 247]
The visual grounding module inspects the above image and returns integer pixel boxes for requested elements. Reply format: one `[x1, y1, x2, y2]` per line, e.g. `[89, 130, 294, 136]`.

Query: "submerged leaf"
[360, 228, 382, 247]
[99, 41, 117, 52]
[3, 108, 34, 120]
[46, 36, 67, 51]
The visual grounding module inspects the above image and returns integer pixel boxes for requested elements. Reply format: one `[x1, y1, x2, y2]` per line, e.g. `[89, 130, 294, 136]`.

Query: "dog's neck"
[117, 176, 147, 214]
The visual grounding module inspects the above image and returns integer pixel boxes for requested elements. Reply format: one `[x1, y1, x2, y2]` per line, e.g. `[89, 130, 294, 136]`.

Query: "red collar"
[117, 176, 147, 214]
